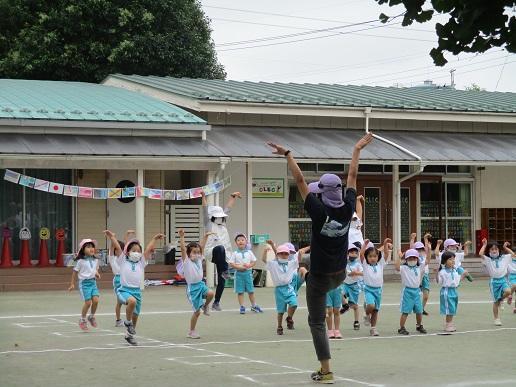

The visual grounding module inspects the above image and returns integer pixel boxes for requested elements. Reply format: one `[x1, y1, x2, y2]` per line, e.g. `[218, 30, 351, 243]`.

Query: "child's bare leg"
[287, 305, 296, 319]
[115, 301, 122, 320]
[422, 290, 429, 308]
[205, 290, 214, 307]
[332, 307, 340, 331]
[190, 310, 201, 331]
[299, 267, 308, 280]
[493, 301, 500, 319]
[82, 300, 92, 318]
[445, 315, 453, 323]
[277, 313, 284, 328]
[90, 296, 99, 315]
[416, 313, 423, 326]
[248, 292, 256, 305]
[326, 308, 333, 330]
[132, 314, 139, 327]
[237, 293, 244, 306]
[370, 310, 378, 327]
[352, 304, 359, 321]
[126, 297, 136, 321]
[400, 313, 408, 328]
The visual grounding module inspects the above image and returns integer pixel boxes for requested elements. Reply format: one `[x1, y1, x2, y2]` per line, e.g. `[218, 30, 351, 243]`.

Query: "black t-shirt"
[304, 188, 356, 274]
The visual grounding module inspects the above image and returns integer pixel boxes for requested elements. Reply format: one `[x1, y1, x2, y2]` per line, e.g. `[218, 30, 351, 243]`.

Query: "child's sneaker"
[87, 315, 97, 328]
[444, 323, 455, 333]
[398, 327, 409, 335]
[363, 315, 371, 326]
[370, 327, 379, 336]
[277, 326, 284, 335]
[78, 318, 88, 331]
[251, 305, 263, 313]
[310, 369, 334, 384]
[416, 325, 427, 334]
[125, 333, 138, 346]
[466, 274, 474, 282]
[212, 302, 222, 311]
[327, 329, 335, 339]
[221, 271, 230, 280]
[339, 304, 350, 315]
[187, 330, 200, 339]
[423, 310, 429, 316]
[334, 330, 342, 339]
[202, 304, 210, 316]
[115, 319, 124, 327]
[286, 316, 294, 330]
[507, 295, 513, 305]
[239, 306, 246, 314]
[124, 321, 136, 335]
[353, 321, 360, 330]
[494, 318, 503, 326]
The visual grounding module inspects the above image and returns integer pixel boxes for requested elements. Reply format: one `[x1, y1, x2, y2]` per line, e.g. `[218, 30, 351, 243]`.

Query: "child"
[437, 251, 467, 333]
[342, 244, 363, 331]
[105, 230, 164, 345]
[507, 246, 516, 313]
[228, 233, 263, 314]
[395, 248, 429, 335]
[326, 283, 343, 339]
[263, 243, 299, 335]
[68, 239, 101, 331]
[479, 239, 513, 326]
[435, 238, 474, 282]
[410, 233, 432, 315]
[270, 241, 309, 295]
[360, 238, 392, 336]
[178, 228, 215, 339]
[349, 195, 365, 249]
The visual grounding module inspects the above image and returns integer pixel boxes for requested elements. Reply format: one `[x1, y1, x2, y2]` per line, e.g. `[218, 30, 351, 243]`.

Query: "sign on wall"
[252, 178, 284, 198]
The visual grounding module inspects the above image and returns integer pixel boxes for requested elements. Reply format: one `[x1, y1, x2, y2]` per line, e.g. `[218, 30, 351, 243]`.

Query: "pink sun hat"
[444, 239, 458, 249]
[77, 238, 97, 257]
[276, 244, 291, 255]
[413, 241, 425, 250]
[124, 238, 142, 255]
[405, 249, 419, 259]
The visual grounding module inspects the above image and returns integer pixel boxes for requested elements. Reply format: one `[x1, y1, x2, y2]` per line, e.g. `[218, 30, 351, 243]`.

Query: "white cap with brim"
[208, 205, 228, 218]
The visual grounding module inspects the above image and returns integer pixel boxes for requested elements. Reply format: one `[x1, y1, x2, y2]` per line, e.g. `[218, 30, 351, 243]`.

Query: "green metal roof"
[107, 74, 516, 114]
[0, 79, 205, 124]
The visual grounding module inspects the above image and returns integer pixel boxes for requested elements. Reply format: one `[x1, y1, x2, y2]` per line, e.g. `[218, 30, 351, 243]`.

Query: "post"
[246, 162, 253, 239]
[206, 170, 216, 287]
[392, 165, 401, 252]
[136, 169, 145, 243]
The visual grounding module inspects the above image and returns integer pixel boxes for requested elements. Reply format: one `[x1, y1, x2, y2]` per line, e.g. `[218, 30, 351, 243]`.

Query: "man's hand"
[354, 133, 373, 150]
[267, 142, 288, 156]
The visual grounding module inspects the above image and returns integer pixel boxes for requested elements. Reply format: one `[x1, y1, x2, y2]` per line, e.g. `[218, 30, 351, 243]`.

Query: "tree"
[0, 0, 225, 82]
[374, 0, 515, 66]
[465, 83, 486, 91]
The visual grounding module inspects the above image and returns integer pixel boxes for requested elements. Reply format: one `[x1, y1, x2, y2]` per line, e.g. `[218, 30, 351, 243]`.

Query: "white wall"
[222, 161, 247, 241]
[478, 166, 516, 208]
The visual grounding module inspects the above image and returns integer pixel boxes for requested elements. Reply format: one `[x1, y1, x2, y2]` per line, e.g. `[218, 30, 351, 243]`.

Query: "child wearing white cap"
[395, 248, 430, 335]
[68, 238, 101, 331]
[410, 233, 432, 315]
[435, 238, 474, 282]
[342, 244, 364, 332]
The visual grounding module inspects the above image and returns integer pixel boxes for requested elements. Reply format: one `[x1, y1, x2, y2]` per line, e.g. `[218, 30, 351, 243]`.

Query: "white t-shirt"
[399, 265, 422, 288]
[437, 251, 464, 269]
[348, 216, 364, 247]
[117, 255, 148, 288]
[363, 257, 386, 287]
[108, 255, 120, 275]
[228, 249, 256, 271]
[73, 257, 98, 280]
[482, 254, 512, 278]
[344, 260, 363, 285]
[418, 255, 430, 274]
[508, 258, 516, 274]
[437, 268, 461, 288]
[183, 256, 204, 284]
[266, 259, 299, 287]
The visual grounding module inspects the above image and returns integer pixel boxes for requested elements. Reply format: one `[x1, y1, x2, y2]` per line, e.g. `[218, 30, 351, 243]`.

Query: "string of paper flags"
[3, 169, 231, 200]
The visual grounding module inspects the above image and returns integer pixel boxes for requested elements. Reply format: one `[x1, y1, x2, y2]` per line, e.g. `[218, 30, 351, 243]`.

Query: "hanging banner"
[252, 178, 285, 198]
[3, 169, 231, 201]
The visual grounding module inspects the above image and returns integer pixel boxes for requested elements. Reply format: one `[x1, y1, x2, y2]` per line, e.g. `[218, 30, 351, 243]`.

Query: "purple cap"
[285, 242, 296, 253]
[444, 239, 458, 249]
[414, 241, 425, 250]
[405, 249, 419, 259]
[308, 174, 344, 208]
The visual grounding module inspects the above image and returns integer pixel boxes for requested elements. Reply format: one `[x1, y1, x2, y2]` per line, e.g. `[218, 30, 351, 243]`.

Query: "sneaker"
[398, 327, 409, 335]
[327, 329, 335, 339]
[444, 323, 455, 333]
[370, 327, 379, 336]
[87, 315, 97, 328]
[124, 321, 136, 335]
[423, 310, 429, 316]
[339, 304, 350, 315]
[513, 308, 516, 314]
[277, 326, 284, 335]
[202, 304, 210, 316]
[239, 306, 246, 314]
[416, 325, 427, 334]
[212, 302, 222, 311]
[115, 319, 124, 327]
[286, 316, 294, 330]
[494, 318, 503, 326]
[310, 369, 334, 384]
[334, 330, 342, 339]
[221, 271, 230, 280]
[353, 321, 360, 330]
[125, 333, 138, 346]
[507, 296, 513, 305]
[79, 318, 88, 331]
[466, 274, 474, 282]
[363, 315, 371, 326]
[187, 330, 200, 339]
[251, 305, 263, 313]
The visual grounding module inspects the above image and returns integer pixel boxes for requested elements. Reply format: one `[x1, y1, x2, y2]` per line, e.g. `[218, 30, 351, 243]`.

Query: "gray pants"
[306, 271, 346, 361]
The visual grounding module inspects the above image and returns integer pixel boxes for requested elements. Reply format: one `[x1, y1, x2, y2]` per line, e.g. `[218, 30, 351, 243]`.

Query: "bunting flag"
[2, 169, 231, 201]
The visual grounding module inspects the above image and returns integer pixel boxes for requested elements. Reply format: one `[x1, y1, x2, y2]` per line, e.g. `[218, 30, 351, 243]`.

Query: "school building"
[1, 77, 516, 288]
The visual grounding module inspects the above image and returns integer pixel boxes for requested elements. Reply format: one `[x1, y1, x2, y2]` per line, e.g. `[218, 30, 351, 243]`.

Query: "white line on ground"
[235, 371, 385, 387]
[444, 380, 516, 387]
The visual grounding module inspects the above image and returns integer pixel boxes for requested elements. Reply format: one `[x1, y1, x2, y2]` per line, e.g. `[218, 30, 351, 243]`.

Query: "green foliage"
[0, 0, 225, 82]
[464, 83, 485, 91]
[374, 0, 515, 66]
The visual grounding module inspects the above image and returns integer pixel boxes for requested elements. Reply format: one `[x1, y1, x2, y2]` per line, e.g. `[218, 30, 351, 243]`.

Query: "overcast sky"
[200, 0, 516, 92]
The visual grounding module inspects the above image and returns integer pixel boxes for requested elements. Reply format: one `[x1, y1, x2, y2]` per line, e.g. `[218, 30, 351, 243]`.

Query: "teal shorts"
[343, 282, 361, 305]
[234, 270, 254, 294]
[116, 286, 142, 315]
[187, 281, 209, 311]
[326, 286, 343, 308]
[509, 273, 516, 286]
[489, 277, 510, 302]
[79, 278, 99, 301]
[113, 274, 121, 293]
[400, 286, 423, 314]
[275, 284, 298, 313]
[420, 273, 430, 291]
[291, 273, 305, 294]
[364, 285, 382, 311]
[440, 287, 458, 316]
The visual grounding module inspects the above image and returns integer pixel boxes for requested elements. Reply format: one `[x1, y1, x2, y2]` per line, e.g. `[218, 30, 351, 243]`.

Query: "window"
[401, 188, 410, 243]
[288, 184, 311, 248]
[364, 187, 381, 243]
